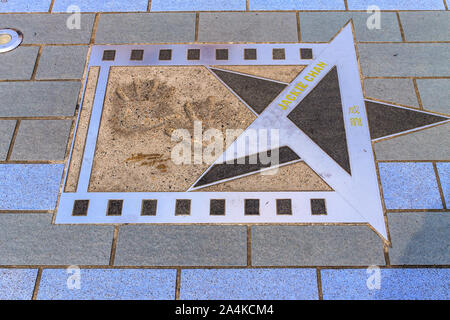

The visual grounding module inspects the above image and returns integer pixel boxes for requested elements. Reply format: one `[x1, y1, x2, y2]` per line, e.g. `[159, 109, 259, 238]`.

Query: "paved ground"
[0, 1, 449, 300]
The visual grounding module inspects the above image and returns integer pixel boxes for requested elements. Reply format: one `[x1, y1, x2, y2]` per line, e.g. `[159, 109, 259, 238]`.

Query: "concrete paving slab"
[0, 120, 16, 160]
[95, 13, 196, 44]
[322, 268, 450, 300]
[436, 163, 450, 208]
[299, 12, 402, 42]
[180, 268, 318, 300]
[0, 81, 80, 117]
[251, 226, 385, 266]
[0, 1, 51, 12]
[374, 123, 450, 161]
[0, 214, 113, 265]
[10, 120, 72, 161]
[151, 0, 246, 11]
[0, 164, 63, 210]
[198, 12, 298, 42]
[364, 79, 419, 108]
[416, 79, 450, 115]
[0, 14, 95, 44]
[37, 268, 176, 299]
[114, 225, 247, 266]
[0, 269, 38, 300]
[399, 12, 450, 42]
[0, 46, 39, 80]
[347, 0, 445, 10]
[36, 46, 88, 79]
[387, 212, 450, 265]
[250, 0, 345, 10]
[53, 0, 149, 12]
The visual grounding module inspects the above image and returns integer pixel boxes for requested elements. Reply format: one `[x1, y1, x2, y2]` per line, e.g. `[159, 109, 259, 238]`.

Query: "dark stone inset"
[216, 49, 228, 60]
[273, 48, 285, 60]
[159, 49, 172, 60]
[130, 49, 144, 61]
[276, 199, 292, 215]
[210, 199, 226, 216]
[311, 198, 327, 215]
[365, 100, 448, 140]
[287, 66, 351, 174]
[72, 200, 89, 216]
[175, 199, 191, 216]
[141, 199, 157, 216]
[187, 48, 200, 60]
[245, 199, 260, 215]
[194, 146, 300, 188]
[102, 50, 116, 61]
[210, 68, 287, 114]
[244, 48, 257, 60]
[300, 48, 313, 59]
[107, 200, 123, 216]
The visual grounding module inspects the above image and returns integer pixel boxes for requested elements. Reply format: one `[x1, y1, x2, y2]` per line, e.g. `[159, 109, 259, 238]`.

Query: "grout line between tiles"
[109, 226, 119, 266]
[90, 13, 100, 45]
[433, 162, 447, 210]
[31, 267, 43, 300]
[30, 46, 43, 80]
[396, 11, 406, 42]
[148, 0, 152, 12]
[195, 12, 199, 42]
[48, 0, 55, 13]
[247, 225, 252, 267]
[296, 11, 301, 42]
[316, 268, 323, 300]
[5, 120, 20, 161]
[175, 268, 182, 300]
[412, 78, 424, 109]
[344, 0, 349, 11]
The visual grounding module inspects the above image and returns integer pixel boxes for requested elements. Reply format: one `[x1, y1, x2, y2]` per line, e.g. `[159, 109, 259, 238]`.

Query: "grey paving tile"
[416, 79, 450, 115]
[0, 0, 51, 12]
[53, 0, 149, 12]
[387, 212, 450, 265]
[95, 13, 196, 44]
[0, 14, 95, 44]
[299, 12, 402, 42]
[36, 46, 88, 79]
[436, 163, 450, 208]
[0, 81, 80, 117]
[11, 120, 72, 161]
[347, 0, 445, 10]
[251, 226, 385, 266]
[0, 214, 113, 265]
[0, 269, 38, 300]
[358, 43, 450, 77]
[364, 79, 418, 108]
[180, 268, 318, 300]
[0, 46, 39, 80]
[0, 120, 16, 160]
[399, 12, 450, 42]
[114, 225, 247, 266]
[198, 12, 298, 42]
[374, 123, 450, 161]
[37, 269, 176, 300]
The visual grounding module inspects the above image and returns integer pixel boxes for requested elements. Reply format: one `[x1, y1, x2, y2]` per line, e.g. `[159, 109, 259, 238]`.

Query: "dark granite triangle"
[287, 66, 351, 175]
[365, 100, 448, 140]
[194, 146, 300, 188]
[211, 68, 287, 114]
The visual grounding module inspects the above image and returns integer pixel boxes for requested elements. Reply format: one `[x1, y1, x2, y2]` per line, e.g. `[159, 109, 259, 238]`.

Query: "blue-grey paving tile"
[36, 46, 88, 79]
[0, 164, 63, 210]
[0, 120, 16, 160]
[95, 13, 195, 44]
[53, 0, 148, 12]
[387, 212, 450, 265]
[417, 79, 450, 115]
[180, 268, 318, 300]
[436, 163, 450, 208]
[379, 162, 442, 210]
[358, 43, 450, 77]
[347, 0, 445, 10]
[11, 120, 72, 161]
[0, 269, 38, 300]
[0, 214, 113, 265]
[0, 14, 95, 44]
[250, 0, 345, 10]
[0, 81, 80, 117]
[37, 269, 176, 300]
[198, 12, 298, 42]
[0, 0, 51, 12]
[115, 225, 247, 266]
[399, 12, 450, 42]
[364, 79, 419, 108]
[322, 268, 449, 300]
[0, 46, 39, 80]
[299, 12, 402, 42]
[152, 0, 246, 11]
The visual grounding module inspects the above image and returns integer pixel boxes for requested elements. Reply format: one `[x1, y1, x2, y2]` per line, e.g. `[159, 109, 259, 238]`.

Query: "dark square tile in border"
[187, 49, 200, 60]
[244, 48, 257, 60]
[175, 199, 191, 216]
[130, 49, 144, 61]
[102, 50, 116, 61]
[107, 200, 123, 216]
[300, 48, 313, 60]
[273, 48, 285, 60]
[210, 199, 226, 216]
[276, 199, 292, 215]
[141, 199, 157, 216]
[245, 199, 260, 215]
[159, 49, 172, 61]
[311, 199, 327, 215]
[216, 49, 229, 60]
[72, 200, 89, 216]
